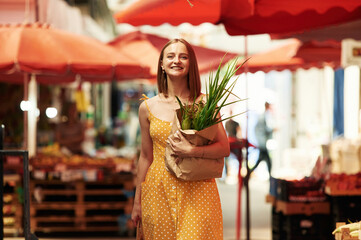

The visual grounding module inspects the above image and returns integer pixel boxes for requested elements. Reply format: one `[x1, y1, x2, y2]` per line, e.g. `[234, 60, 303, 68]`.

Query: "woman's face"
[161, 42, 190, 80]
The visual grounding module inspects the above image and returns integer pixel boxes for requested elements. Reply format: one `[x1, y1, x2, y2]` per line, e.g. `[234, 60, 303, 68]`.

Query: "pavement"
[219, 172, 272, 240]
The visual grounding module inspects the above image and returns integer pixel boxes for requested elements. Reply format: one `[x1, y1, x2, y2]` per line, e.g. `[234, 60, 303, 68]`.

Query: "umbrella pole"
[244, 35, 251, 240]
[0, 125, 4, 240]
[235, 35, 251, 240]
[23, 74, 29, 150]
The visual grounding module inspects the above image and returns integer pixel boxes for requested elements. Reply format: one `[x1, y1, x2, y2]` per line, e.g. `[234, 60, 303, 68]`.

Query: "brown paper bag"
[165, 109, 224, 181]
[136, 220, 144, 240]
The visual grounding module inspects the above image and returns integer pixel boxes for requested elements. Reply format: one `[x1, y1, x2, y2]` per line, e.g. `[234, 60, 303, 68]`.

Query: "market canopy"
[271, 18, 361, 42]
[107, 31, 239, 79]
[0, 23, 150, 84]
[113, 0, 254, 26]
[236, 39, 341, 74]
[113, 0, 361, 36]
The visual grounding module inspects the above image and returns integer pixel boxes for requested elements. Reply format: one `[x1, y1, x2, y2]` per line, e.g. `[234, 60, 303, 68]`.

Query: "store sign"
[342, 39, 361, 67]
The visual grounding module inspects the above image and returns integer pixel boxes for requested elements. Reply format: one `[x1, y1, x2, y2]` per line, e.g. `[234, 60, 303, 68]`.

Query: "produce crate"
[276, 199, 330, 215]
[272, 177, 326, 202]
[3, 173, 23, 237]
[330, 195, 361, 225]
[271, 207, 333, 240]
[29, 173, 135, 237]
[266, 194, 330, 216]
[325, 173, 361, 196]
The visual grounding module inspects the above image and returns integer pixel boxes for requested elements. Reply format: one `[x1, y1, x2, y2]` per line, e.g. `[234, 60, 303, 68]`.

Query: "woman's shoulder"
[140, 95, 159, 107]
[139, 95, 160, 113]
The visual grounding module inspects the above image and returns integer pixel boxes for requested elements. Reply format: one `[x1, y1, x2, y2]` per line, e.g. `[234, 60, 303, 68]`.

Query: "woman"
[131, 38, 230, 239]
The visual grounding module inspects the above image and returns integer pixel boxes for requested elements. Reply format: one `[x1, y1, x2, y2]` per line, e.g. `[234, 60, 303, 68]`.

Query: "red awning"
[236, 39, 341, 74]
[271, 19, 361, 42]
[113, 0, 361, 36]
[113, 0, 254, 26]
[224, 0, 361, 35]
[108, 31, 239, 79]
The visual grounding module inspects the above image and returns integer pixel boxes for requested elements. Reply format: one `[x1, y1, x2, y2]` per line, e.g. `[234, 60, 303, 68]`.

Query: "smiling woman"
[131, 38, 229, 240]
[161, 42, 190, 81]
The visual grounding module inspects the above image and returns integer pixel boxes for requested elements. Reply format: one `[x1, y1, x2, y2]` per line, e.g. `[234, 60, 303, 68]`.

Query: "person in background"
[55, 102, 85, 155]
[225, 110, 242, 139]
[250, 101, 274, 177]
[131, 38, 229, 240]
[223, 110, 242, 183]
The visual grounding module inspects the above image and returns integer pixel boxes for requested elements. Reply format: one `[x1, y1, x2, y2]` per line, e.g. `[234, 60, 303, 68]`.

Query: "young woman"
[131, 38, 230, 240]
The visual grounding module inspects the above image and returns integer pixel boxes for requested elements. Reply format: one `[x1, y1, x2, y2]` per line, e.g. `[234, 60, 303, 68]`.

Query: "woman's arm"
[131, 101, 153, 225]
[167, 113, 230, 159]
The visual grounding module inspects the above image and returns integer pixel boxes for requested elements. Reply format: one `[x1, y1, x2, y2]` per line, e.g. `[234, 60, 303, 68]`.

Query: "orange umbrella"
[0, 23, 151, 158]
[0, 23, 150, 84]
[108, 31, 239, 80]
[236, 39, 341, 74]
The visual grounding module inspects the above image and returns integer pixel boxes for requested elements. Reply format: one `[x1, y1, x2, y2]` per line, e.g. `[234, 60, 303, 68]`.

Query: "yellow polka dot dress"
[141, 103, 223, 240]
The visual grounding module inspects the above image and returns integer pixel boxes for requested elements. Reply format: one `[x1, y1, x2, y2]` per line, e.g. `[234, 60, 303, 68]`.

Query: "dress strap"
[140, 94, 150, 113]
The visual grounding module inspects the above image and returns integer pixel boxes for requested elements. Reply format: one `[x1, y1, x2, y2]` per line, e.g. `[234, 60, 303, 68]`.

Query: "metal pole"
[233, 139, 243, 240]
[22, 151, 31, 240]
[244, 35, 251, 240]
[24, 74, 29, 150]
[0, 125, 4, 240]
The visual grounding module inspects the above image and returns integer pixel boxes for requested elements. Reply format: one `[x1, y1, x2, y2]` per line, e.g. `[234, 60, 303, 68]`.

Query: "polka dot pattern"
[141, 108, 223, 240]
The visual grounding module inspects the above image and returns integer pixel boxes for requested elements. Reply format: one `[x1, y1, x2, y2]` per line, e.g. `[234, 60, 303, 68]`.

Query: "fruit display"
[333, 221, 361, 240]
[270, 176, 327, 202]
[325, 173, 361, 195]
[31, 153, 132, 167]
[30, 150, 135, 182]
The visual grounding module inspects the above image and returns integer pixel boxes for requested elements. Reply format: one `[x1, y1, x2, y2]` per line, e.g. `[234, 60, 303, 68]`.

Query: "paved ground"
[219, 174, 272, 240]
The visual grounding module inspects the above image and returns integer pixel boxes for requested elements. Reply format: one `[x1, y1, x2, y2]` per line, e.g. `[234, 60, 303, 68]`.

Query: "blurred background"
[1, 0, 361, 240]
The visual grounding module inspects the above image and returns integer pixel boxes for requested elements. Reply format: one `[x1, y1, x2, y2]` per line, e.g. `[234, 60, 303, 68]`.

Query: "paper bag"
[165, 109, 224, 181]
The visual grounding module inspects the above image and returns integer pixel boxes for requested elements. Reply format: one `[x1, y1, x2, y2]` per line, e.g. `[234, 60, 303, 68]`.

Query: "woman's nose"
[174, 56, 181, 63]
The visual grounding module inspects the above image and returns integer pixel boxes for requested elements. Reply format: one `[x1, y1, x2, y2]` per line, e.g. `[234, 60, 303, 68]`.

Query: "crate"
[267, 194, 330, 216]
[30, 173, 135, 236]
[325, 173, 361, 196]
[3, 174, 23, 237]
[275, 199, 330, 216]
[275, 177, 326, 202]
[330, 195, 361, 224]
[272, 207, 333, 240]
[270, 177, 327, 202]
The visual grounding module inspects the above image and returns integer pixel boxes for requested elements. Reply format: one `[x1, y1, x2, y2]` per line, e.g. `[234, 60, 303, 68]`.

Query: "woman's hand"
[167, 130, 193, 158]
[131, 201, 141, 227]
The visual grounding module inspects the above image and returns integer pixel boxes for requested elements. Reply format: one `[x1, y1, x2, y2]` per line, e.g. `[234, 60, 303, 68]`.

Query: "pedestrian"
[225, 111, 242, 140]
[223, 111, 242, 183]
[131, 38, 230, 240]
[250, 102, 274, 177]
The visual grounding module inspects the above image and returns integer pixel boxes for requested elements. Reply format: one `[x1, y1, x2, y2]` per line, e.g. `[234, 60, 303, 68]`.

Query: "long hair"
[157, 38, 201, 100]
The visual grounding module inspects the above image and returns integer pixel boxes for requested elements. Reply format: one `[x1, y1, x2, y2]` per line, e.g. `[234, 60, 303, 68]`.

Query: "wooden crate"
[30, 174, 135, 235]
[266, 194, 330, 216]
[3, 174, 23, 237]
